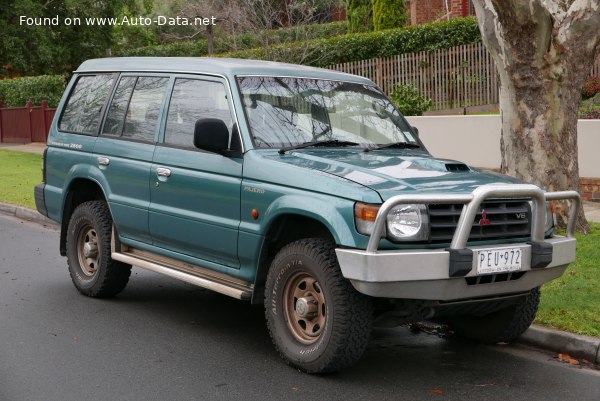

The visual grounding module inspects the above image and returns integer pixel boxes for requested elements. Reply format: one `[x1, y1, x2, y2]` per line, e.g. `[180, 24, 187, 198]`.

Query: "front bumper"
[336, 184, 580, 301]
[336, 237, 575, 300]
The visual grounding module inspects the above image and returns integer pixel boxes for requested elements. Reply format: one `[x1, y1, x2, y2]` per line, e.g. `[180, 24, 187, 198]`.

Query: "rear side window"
[102, 76, 169, 142]
[59, 74, 114, 134]
[164, 78, 232, 148]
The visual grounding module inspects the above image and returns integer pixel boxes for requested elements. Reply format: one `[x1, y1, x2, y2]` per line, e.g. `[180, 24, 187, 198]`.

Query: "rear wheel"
[66, 200, 131, 297]
[265, 238, 372, 373]
[448, 288, 540, 344]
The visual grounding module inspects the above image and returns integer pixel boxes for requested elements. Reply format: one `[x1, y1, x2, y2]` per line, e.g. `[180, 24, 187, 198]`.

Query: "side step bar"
[111, 234, 253, 300]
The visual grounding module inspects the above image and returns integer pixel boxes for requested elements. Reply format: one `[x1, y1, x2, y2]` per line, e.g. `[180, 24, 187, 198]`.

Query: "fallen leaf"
[557, 353, 580, 365]
[431, 389, 444, 394]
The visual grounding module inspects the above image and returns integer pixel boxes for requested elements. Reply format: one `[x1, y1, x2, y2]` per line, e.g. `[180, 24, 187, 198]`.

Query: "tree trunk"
[472, 0, 600, 232]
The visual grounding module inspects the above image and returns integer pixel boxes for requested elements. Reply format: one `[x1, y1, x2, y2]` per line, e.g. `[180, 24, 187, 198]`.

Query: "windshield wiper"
[279, 140, 359, 154]
[364, 142, 421, 152]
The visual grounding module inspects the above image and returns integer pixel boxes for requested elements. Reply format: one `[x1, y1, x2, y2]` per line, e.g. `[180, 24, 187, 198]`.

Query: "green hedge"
[220, 17, 481, 67]
[118, 21, 350, 57]
[0, 75, 66, 108]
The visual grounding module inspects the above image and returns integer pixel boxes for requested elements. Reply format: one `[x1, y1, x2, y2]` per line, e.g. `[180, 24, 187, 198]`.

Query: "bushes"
[347, 0, 373, 32]
[121, 17, 480, 68]
[390, 83, 432, 116]
[118, 21, 349, 57]
[220, 17, 481, 67]
[582, 75, 600, 99]
[0, 75, 66, 108]
[372, 0, 408, 31]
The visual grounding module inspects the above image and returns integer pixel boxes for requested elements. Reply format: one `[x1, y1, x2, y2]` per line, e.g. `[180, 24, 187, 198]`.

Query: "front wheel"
[264, 238, 372, 373]
[66, 200, 131, 297]
[447, 287, 540, 344]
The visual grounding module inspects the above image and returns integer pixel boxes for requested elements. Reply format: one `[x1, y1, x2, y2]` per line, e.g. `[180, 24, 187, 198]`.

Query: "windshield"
[237, 76, 420, 149]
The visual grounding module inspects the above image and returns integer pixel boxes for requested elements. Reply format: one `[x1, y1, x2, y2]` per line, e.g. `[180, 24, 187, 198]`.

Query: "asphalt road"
[1, 214, 599, 401]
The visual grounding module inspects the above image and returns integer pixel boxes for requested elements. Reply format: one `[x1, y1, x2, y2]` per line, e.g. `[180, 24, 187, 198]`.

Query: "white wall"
[406, 115, 600, 178]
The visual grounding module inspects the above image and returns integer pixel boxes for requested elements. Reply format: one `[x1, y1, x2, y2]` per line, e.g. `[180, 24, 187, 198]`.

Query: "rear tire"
[66, 200, 131, 297]
[448, 287, 540, 344]
[265, 238, 372, 373]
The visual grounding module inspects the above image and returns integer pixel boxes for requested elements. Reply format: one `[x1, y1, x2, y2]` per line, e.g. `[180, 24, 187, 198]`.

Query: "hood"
[268, 149, 524, 201]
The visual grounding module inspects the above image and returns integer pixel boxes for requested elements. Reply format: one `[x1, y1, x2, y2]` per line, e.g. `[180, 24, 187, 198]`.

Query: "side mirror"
[194, 118, 229, 154]
[411, 125, 419, 137]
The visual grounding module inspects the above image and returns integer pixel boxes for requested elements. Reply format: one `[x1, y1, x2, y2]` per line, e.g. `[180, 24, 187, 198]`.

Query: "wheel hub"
[295, 296, 318, 318]
[77, 226, 100, 277]
[83, 242, 98, 258]
[283, 272, 327, 344]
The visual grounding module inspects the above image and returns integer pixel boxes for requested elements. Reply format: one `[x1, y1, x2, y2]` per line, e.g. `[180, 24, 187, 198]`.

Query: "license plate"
[476, 247, 522, 275]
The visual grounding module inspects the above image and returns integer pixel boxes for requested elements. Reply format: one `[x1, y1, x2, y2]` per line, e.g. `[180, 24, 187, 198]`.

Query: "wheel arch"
[59, 177, 108, 256]
[251, 212, 338, 305]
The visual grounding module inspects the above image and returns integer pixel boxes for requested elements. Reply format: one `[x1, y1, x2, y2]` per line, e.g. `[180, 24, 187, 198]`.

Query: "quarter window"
[164, 79, 232, 148]
[59, 74, 114, 134]
[102, 76, 169, 142]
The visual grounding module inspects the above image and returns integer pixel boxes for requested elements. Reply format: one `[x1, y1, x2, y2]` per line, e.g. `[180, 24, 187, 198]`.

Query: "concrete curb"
[518, 325, 600, 364]
[0, 202, 58, 228]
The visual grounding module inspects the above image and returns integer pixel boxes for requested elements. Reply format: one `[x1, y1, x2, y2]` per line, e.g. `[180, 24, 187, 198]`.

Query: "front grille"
[465, 272, 525, 285]
[428, 199, 531, 243]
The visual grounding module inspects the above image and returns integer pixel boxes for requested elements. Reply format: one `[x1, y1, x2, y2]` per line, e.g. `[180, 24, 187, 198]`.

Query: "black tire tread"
[66, 200, 131, 297]
[450, 287, 540, 344]
[265, 238, 372, 373]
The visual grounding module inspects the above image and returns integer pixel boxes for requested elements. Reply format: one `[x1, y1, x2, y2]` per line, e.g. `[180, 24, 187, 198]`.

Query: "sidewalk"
[0, 142, 46, 154]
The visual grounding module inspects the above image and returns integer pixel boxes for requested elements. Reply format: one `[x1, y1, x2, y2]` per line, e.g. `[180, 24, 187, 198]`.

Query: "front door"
[148, 76, 242, 268]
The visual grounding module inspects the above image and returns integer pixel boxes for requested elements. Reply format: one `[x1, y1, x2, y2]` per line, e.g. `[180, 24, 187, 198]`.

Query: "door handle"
[156, 167, 172, 177]
[97, 157, 110, 166]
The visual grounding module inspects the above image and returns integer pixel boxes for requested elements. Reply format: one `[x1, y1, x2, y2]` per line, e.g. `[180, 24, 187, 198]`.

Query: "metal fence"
[328, 42, 600, 111]
[0, 100, 56, 143]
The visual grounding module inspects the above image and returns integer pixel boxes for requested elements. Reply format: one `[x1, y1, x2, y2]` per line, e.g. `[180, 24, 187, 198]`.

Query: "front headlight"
[386, 204, 428, 241]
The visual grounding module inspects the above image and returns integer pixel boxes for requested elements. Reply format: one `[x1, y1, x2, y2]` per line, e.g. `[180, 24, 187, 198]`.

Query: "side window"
[164, 78, 233, 148]
[102, 76, 169, 142]
[102, 76, 136, 136]
[59, 74, 114, 134]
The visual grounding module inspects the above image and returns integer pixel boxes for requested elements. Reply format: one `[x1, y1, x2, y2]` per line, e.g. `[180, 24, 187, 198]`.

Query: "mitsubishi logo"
[479, 210, 491, 226]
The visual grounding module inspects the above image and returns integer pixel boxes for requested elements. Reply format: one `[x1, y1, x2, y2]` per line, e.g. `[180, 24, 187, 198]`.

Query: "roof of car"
[76, 57, 373, 85]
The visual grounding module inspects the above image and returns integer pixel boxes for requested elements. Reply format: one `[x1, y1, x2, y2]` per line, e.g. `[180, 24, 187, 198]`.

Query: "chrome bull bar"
[365, 184, 580, 276]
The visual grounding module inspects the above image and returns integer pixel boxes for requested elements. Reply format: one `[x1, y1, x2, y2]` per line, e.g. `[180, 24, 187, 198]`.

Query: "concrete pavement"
[0, 142, 47, 154]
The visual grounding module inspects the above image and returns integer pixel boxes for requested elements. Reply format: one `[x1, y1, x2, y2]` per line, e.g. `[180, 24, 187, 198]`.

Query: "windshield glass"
[237, 76, 419, 149]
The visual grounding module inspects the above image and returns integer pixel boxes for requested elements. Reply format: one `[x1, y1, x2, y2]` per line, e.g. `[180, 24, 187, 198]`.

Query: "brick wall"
[450, 0, 469, 17]
[409, 0, 471, 25]
[410, 0, 446, 25]
[580, 178, 600, 202]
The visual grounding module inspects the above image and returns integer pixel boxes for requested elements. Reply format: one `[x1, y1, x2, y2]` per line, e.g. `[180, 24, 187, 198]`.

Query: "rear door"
[94, 74, 170, 243]
[148, 75, 243, 269]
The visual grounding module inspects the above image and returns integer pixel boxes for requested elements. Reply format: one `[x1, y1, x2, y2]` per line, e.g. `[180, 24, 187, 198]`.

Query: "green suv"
[34, 57, 580, 373]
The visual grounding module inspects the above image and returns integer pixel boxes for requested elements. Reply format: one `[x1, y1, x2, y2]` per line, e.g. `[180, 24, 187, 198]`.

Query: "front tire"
[265, 238, 372, 373]
[448, 287, 540, 344]
[66, 200, 131, 297]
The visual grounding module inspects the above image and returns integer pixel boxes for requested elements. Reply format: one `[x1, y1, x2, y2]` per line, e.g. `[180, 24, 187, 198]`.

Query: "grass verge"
[0, 149, 42, 209]
[536, 222, 600, 337]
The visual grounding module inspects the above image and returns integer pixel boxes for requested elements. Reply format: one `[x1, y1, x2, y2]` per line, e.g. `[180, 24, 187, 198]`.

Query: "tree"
[472, 0, 600, 231]
[372, 0, 407, 31]
[347, 0, 373, 32]
[218, 0, 337, 62]
[1, 0, 137, 76]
